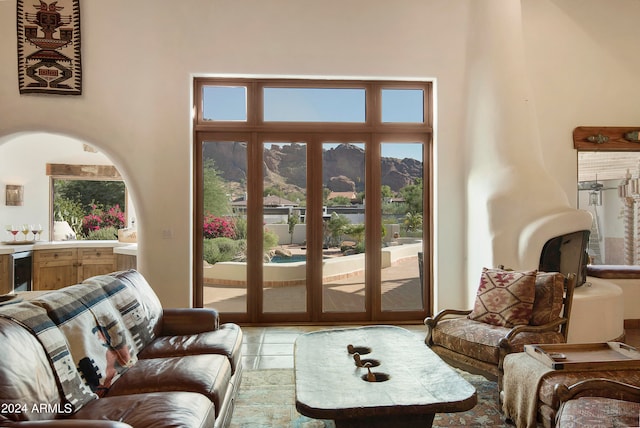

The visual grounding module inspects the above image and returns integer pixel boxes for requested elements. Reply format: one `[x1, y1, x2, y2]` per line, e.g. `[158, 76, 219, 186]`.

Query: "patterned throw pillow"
[468, 268, 537, 327]
[530, 272, 565, 326]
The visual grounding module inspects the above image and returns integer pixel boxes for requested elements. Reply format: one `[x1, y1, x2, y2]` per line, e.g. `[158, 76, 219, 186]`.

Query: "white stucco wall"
[0, 0, 639, 311]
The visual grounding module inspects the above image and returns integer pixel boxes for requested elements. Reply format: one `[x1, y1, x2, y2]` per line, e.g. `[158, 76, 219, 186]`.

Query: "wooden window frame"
[193, 77, 433, 323]
[46, 163, 127, 242]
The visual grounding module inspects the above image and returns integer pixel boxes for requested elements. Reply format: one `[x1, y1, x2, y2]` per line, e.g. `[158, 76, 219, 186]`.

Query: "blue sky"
[203, 85, 424, 160]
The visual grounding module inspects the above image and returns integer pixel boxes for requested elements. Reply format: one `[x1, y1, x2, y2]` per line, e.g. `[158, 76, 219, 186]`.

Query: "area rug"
[229, 368, 511, 428]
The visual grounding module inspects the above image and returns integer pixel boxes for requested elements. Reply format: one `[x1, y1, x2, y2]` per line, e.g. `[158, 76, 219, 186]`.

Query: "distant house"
[231, 195, 300, 223]
[231, 195, 298, 209]
[385, 197, 406, 204]
[327, 191, 357, 202]
[263, 195, 298, 207]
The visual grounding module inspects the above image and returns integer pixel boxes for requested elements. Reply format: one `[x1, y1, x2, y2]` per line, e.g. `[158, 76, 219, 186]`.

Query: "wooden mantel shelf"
[574, 126, 640, 151]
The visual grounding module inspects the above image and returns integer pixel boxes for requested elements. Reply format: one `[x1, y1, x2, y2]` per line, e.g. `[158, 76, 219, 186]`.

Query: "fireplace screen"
[539, 230, 590, 287]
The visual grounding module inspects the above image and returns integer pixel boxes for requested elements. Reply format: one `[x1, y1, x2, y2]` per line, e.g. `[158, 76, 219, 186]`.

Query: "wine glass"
[31, 224, 43, 241]
[4, 225, 12, 242]
[21, 224, 29, 241]
[7, 224, 18, 242]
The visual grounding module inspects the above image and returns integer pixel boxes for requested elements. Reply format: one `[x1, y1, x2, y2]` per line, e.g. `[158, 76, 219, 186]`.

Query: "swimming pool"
[269, 254, 307, 263]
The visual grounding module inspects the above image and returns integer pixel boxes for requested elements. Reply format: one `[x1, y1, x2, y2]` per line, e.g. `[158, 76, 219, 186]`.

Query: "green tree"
[327, 196, 351, 206]
[263, 186, 285, 198]
[203, 159, 231, 216]
[53, 195, 85, 235]
[287, 211, 300, 244]
[286, 190, 306, 206]
[322, 187, 331, 203]
[400, 179, 423, 215]
[54, 179, 125, 214]
[343, 223, 365, 243]
[381, 185, 393, 199]
[382, 200, 407, 216]
[404, 211, 423, 232]
[325, 212, 350, 247]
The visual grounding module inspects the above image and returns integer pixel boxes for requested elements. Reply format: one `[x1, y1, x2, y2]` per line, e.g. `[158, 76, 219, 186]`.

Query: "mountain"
[203, 142, 422, 195]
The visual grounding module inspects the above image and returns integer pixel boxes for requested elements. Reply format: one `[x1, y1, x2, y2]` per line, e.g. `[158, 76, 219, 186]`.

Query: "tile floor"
[240, 324, 640, 370]
[240, 324, 427, 370]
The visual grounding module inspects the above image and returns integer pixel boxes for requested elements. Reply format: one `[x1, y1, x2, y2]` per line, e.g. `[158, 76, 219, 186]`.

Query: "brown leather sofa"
[0, 269, 243, 428]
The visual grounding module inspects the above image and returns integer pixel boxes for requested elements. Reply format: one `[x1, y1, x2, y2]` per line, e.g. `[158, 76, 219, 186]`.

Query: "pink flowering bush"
[81, 204, 125, 237]
[203, 214, 236, 239]
[82, 212, 103, 233]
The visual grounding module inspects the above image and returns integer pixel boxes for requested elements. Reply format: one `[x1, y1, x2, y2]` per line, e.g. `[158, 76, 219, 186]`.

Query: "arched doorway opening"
[0, 131, 139, 292]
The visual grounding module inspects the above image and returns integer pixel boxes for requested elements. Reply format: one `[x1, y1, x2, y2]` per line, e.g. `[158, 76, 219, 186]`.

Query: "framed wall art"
[17, 0, 82, 95]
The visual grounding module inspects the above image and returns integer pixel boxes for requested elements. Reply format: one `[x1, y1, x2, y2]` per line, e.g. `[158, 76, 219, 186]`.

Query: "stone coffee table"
[294, 325, 477, 427]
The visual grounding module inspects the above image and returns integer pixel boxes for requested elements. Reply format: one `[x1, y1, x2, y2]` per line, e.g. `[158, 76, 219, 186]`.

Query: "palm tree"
[404, 211, 423, 232]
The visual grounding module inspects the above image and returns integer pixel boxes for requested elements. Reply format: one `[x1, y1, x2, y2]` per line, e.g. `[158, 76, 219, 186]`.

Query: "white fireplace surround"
[518, 208, 593, 270]
[463, 2, 595, 280]
[522, 209, 625, 343]
[461, 1, 623, 343]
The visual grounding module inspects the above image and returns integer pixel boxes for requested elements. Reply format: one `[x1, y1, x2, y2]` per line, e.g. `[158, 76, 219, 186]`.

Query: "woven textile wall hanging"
[17, 0, 82, 95]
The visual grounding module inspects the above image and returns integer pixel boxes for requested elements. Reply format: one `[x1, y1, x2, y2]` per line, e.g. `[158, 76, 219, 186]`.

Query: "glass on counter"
[4, 224, 19, 242]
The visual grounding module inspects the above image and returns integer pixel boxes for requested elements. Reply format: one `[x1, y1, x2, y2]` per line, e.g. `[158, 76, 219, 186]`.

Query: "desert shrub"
[263, 228, 278, 252]
[203, 229, 278, 265]
[86, 226, 119, 240]
[233, 217, 247, 240]
[203, 237, 244, 264]
[203, 239, 221, 264]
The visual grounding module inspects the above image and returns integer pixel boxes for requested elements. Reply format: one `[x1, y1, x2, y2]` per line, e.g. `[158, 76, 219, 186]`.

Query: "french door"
[196, 132, 429, 323]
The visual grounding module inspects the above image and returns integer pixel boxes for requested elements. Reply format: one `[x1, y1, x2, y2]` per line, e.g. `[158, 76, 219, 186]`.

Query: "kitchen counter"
[0, 240, 135, 255]
[113, 244, 137, 256]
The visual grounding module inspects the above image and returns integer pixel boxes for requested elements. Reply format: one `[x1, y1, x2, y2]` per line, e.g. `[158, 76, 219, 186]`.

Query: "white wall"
[0, 0, 639, 310]
[522, 0, 640, 198]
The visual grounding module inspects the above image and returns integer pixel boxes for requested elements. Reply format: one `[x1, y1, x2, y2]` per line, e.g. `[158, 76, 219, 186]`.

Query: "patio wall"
[267, 223, 406, 246]
[203, 242, 423, 286]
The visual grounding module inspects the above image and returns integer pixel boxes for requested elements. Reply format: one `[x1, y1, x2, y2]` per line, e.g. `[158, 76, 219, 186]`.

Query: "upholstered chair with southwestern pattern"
[424, 268, 576, 388]
[555, 378, 640, 428]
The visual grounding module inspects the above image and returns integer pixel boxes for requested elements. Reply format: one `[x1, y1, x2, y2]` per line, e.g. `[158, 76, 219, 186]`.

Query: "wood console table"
[294, 325, 477, 428]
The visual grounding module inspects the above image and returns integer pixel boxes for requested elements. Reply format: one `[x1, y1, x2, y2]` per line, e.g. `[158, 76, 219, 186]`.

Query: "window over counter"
[47, 163, 128, 242]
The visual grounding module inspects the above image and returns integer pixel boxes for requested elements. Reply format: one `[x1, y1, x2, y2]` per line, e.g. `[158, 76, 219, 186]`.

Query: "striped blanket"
[0, 275, 153, 413]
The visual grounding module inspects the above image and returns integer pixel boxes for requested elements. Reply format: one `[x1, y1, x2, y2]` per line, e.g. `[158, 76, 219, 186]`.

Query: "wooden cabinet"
[78, 248, 116, 280]
[33, 247, 115, 291]
[116, 253, 137, 271]
[0, 255, 10, 295]
[33, 248, 77, 291]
